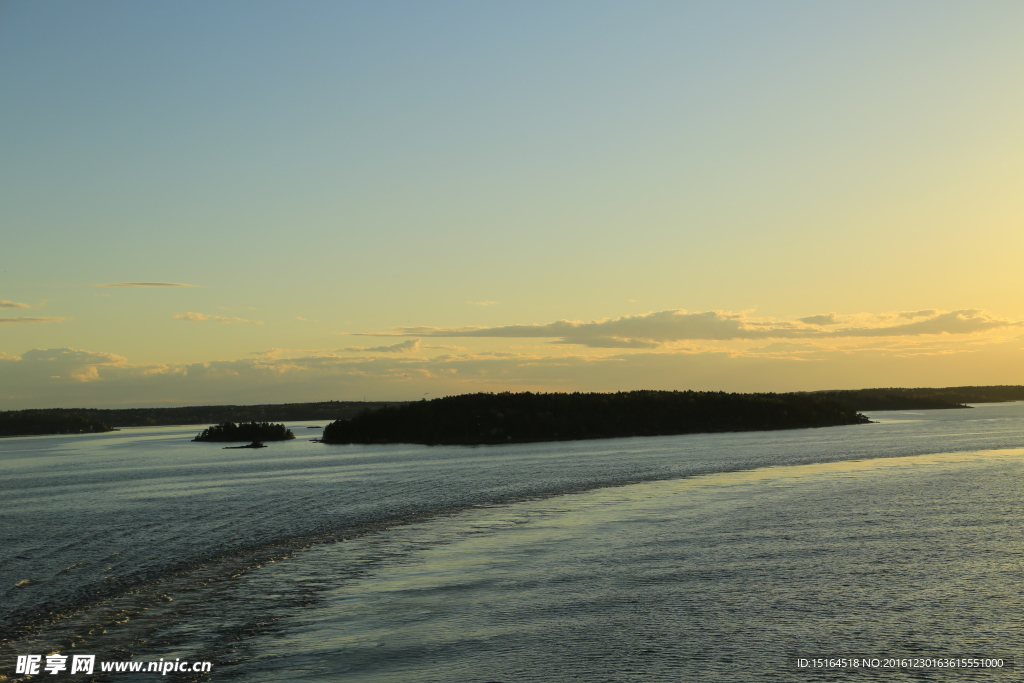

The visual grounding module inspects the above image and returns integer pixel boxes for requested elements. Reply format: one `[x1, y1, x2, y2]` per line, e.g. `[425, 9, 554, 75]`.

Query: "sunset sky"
[3, 1, 1023, 408]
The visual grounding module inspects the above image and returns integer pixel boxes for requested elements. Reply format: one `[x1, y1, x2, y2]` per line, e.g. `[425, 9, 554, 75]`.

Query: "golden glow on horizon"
[2, 2, 1023, 406]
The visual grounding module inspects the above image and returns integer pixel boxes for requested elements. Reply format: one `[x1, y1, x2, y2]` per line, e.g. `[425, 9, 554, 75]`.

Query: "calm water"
[2, 404, 1023, 681]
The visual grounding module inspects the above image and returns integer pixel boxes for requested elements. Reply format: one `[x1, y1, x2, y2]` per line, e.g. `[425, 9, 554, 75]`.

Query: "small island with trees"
[320, 390, 874, 446]
[192, 421, 295, 443]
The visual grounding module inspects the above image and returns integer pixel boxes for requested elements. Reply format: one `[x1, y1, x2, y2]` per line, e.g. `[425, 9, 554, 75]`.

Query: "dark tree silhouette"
[321, 390, 874, 445]
[0, 402, 401, 437]
[192, 422, 295, 442]
[4, 385, 1022, 438]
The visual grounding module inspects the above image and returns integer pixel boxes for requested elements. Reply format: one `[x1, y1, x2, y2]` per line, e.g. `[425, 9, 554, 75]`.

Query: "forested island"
[320, 390, 873, 445]
[192, 422, 295, 442]
[0, 413, 114, 437]
[0, 401, 400, 437]
[809, 386, 1024, 410]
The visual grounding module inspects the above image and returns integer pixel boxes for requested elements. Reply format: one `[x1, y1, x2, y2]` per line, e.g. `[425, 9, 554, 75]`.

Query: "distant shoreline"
[0, 401, 401, 438]
[2, 387, 1023, 439]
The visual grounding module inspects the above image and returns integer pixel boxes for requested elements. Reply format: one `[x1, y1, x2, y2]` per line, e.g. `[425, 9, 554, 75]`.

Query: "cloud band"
[357, 309, 1019, 348]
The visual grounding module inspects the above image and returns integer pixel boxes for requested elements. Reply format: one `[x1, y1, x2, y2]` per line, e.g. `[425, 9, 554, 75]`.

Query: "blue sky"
[3, 1, 1024, 407]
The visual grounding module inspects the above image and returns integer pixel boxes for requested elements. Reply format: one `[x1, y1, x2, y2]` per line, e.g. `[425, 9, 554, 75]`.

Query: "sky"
[2, 0, 1024, 408]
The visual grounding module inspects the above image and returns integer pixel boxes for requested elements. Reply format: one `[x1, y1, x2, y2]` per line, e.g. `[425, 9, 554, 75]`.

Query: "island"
[810, 388, 971, 410]
[320, 390, 874, 445]
[0, 412, 114, 437]
[192, 421, 295, 442]
[0, 401, 400, 438]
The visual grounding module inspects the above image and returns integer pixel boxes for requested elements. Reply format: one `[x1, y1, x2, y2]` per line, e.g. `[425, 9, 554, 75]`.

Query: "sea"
[2, 403, 1023, 681]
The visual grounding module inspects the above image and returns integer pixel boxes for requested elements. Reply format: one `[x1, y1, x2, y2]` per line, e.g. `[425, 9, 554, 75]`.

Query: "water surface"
[2, 404, 1022, 680]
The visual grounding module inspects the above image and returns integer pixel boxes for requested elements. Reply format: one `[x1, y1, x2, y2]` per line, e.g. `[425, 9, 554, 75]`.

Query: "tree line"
[4, 386, 1024, 439]
[0, 413, 113, 437]
[0, 401, 400, 437]
[320, 390, 874, 445]
[811, 386, 1024, 410]
[192, 422, 295, 442]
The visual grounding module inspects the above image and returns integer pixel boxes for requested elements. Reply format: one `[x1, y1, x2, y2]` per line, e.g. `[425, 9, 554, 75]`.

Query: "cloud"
[343, 339, 421, 353]
[364, 310, 756, 343]
[174, 312, 263, 324]
[84, 282, 200, 288]
[0, 300, 31, 309]
[14, 333, 1024, 409]
[747, 341, 827, 355]
[0, 348, 128, 384]
[0, 316, 65, 324]
[799, 313, 839, 325]
[5, 335, 1024, 409]
[899, 309, 937, 319]
[832, 310, 1015, 337]
[19, 348, 123, 364]
[552, 336, 661, 349]
[251, 348, 286, 358]
[360, 309, 1020, 347]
